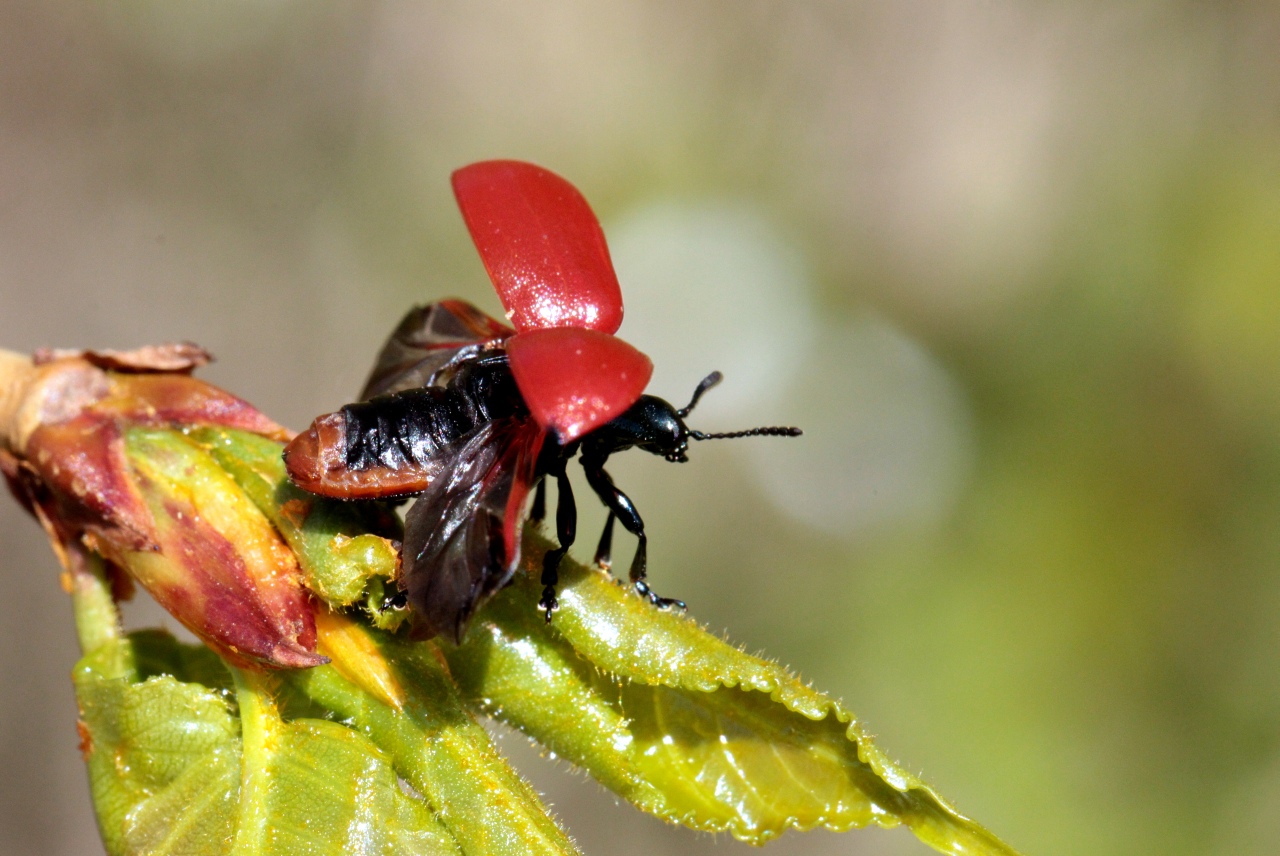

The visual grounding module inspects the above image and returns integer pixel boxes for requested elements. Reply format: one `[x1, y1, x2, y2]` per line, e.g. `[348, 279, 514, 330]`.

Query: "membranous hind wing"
[402, 417, 545, 642]
[360, 299, 514, 400]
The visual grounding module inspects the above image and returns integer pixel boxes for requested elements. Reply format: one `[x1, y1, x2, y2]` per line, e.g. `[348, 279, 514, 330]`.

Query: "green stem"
[229, 667, 283, 856]
[70, 552, 121, 655]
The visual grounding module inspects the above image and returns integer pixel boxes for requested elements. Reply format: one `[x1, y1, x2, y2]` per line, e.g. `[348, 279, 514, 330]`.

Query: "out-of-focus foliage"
[4, 3, 1280, 856]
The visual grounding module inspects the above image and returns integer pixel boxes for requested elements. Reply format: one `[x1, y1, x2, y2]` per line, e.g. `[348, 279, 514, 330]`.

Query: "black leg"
[380, 590, 408, 612]
[628, 532, 647, 582]
[629, 539, 683, 611]
[538, 468, 576, 622]
[530, 478, 546, 523]
[594, 511, 616, 570]
[581, 457, 686, 612]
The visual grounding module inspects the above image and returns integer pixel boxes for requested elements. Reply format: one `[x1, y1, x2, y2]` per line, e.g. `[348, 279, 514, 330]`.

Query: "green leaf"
[74, 633, 243, 856]
[445, 536, 1023, 856]
[191, 428, 585, 854]
[16, 355, 1024, 854]
[74, 630, 461, 856]
[192, 427, 407, 631]
[193, 428, 1018, 855]
[286, 620, 582, 856]
[229, 666, 460, 856]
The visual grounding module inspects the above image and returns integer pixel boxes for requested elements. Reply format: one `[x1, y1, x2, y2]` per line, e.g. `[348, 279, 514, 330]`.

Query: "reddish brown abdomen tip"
[283, 421, 326, 490]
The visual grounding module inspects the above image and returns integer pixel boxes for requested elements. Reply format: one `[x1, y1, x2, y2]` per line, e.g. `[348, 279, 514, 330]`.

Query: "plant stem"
[69, 552, 121, 655]
[229, 667, 283, 856]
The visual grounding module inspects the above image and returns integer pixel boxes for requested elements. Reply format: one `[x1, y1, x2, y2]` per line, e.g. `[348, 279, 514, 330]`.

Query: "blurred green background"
[3, 3, 1280, 855]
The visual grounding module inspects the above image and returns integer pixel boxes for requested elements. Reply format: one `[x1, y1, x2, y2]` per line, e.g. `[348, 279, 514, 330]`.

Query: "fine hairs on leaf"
[0, 349, 1024, 856]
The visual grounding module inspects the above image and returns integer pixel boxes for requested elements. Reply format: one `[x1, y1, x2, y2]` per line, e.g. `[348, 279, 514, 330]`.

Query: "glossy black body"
[341, 355, 527, 475]
[341, 352, 690, 485]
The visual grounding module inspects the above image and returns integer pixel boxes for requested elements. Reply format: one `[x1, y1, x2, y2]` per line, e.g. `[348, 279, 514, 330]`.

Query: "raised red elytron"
[452, 160, 623, 335]
[454, 160, 646, 442]
[284, 160, 801, 642]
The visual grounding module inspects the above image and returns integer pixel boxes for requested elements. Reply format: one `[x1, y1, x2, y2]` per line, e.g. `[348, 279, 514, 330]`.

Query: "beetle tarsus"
[539, 545, 563, 622]
[539, 585, 559, 621]
[380, 590, 408, 612]
[634, 579, 686, 611]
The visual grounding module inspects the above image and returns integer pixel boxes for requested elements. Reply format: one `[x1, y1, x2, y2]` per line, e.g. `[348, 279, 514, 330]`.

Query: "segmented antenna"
[678, 371, 723, 417]
[679, 371, 801, 441]
[690, 426, 802, 440]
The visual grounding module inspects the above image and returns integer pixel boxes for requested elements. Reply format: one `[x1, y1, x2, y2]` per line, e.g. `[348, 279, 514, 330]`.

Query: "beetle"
[284, 160, 800, 642]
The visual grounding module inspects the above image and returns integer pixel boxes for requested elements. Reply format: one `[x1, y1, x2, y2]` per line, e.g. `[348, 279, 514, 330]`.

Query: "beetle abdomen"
[342, 384, 497, 470]
[283, 354, 528, 500]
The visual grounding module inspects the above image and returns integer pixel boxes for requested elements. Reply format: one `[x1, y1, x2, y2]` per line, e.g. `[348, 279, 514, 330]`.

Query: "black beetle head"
[591, 394, 692, 462]
[588, 372, 801, 463]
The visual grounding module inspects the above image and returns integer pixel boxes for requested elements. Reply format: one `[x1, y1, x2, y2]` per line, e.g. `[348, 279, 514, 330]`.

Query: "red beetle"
[285, 160, 799, 641]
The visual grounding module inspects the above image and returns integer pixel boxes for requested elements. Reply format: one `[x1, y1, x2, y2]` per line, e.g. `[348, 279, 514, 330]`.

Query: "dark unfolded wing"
[359, 299, 515, 400]
[401, 418, 545, 642]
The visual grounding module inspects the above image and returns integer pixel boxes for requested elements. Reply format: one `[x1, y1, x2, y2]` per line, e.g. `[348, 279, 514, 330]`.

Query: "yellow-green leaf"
[445, 537, 1022, 855]
[286, 619, 582, 856]
[229, 667, 459, 856]
[74, 629, 460, 856]
[186, 426, 1018, 856]
[191, 426, 401, 614]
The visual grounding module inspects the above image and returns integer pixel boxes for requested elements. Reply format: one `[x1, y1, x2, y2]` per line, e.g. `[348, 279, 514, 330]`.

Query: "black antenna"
[678, 371, 723, 417]
[679, 372, 801, 441]
[691, 426, 802, 441]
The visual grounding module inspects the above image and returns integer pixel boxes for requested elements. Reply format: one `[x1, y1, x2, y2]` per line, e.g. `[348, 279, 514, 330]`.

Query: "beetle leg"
[530, 477, 547, 523]
[581, 459, 685, 611]
[539, 468, 576, 622]
[593, 511, 616, 570]
[380, 590, 408, 612]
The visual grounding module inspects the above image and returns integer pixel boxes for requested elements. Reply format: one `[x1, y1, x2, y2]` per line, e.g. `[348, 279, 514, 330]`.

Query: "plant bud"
[1, 347, 325, 669]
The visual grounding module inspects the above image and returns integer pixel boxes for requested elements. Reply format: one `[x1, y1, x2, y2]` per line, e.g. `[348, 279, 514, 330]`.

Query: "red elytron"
[452, 160, 624, 335]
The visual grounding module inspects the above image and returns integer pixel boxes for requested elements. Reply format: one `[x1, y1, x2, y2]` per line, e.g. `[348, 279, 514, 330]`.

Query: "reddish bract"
[452, 160, 624, 334]
[506, 328, 652, 443]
